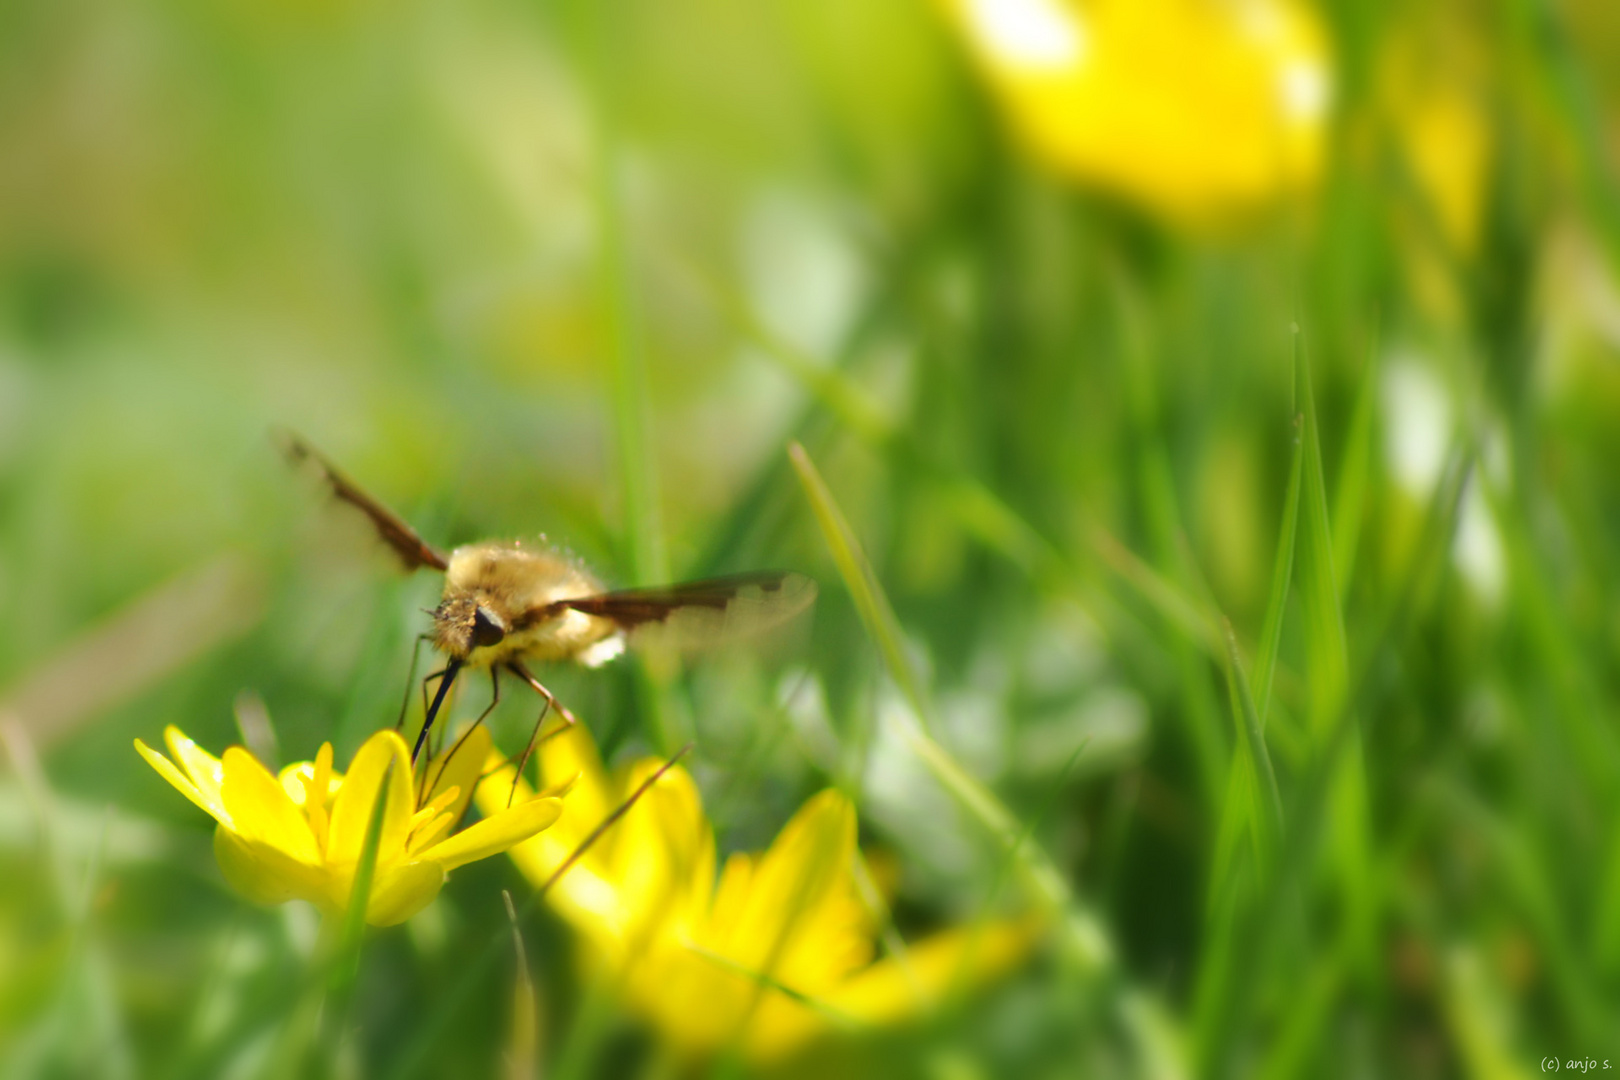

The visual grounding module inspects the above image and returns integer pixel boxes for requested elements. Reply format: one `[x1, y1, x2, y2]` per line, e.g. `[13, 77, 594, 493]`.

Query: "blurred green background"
[4, 0, 1620, 1075]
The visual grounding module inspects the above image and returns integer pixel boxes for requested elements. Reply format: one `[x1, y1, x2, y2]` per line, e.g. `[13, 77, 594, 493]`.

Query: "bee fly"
[277, 432, 816, 769]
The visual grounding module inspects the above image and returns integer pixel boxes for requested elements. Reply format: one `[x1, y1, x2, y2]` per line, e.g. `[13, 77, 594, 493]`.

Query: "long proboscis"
[413, 658, 463, 763]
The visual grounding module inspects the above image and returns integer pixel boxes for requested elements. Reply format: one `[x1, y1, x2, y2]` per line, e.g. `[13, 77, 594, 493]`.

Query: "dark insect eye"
[471, 605, 507, 648]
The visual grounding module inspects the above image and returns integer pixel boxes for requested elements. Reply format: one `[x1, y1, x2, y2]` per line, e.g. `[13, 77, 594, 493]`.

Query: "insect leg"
[420, 667, 500, 808]
[508, 692, 552, 809]
[396, 634, 434, 731]
[508, 660, 580, 732]
[412, 659, 463, 764]
[506, 660, 579, 807]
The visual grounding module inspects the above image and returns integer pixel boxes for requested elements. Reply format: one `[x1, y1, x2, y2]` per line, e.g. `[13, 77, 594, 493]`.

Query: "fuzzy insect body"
[278, 431, 815, 763]
[432, 542, 626, 669]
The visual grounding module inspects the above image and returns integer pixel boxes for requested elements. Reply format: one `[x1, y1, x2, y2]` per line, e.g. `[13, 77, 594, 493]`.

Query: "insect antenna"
[413, 658, 463, 764]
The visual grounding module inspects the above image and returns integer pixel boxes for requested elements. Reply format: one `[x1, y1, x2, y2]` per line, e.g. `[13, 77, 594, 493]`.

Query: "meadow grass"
[2, 0, 1619, 1076]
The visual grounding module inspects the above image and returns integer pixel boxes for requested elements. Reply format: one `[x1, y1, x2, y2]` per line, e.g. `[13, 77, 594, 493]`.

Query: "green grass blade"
[321, 767, 392, 1067]
[592, 41, 673, 753]
[1293, 327, 1376, 974]
[1257, 786, 1432, 1080]
[784, 450, 1117, 970]
[720, 282, 1222, 659]
[386, 747, 690, 1080]
[1112, 264, 1230, 781]
[1594, 811, 1620, 975]
[1254, 410, 1304, 725]
[945, 740, 1089, 1001]
[1194, 615, 1290, 1068]
[788, 441, 932, 730]
[687, 265, 896, 446]
[932, 473, 1062, 579]
[339, 770, 390, 982]
[1196, 391, 1304, 1066]
[901, 725, 1112, 971]
[1256, 957, 1345, 1080]
[1330, 332, 1379, 603]
[1442, 781, 1613, 1050]
[1204, 753, 1259, 917]
[1086, 524, 1225, 657]
[1294, 329, 1349, 739]
[723, 278, 1058, 579]
[595, 141, 664, 590]
[501, 891, 539, 1080]
[848, 849, 921, 1002]
[1224, 445, 1472, 1070]
[1488, 466, 1618, 791]
[1440, 947, 1539, 1080]
[682, 943, 861, 1031]
[1506, 0, 1620, 273]
[1189, 844, 1248, 1072]
[1221, 621, 1284, 840]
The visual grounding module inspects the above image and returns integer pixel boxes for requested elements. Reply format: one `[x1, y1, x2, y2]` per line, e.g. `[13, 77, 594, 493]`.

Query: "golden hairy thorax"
[430, 541, 625, 668]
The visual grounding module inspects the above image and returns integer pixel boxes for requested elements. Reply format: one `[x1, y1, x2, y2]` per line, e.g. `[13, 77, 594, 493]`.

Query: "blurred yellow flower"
[1380, 15, 1490, 256]
[136, 725, 564, 926]
[484, 726, 1038, 1062]
[942, 0, 1332, 221]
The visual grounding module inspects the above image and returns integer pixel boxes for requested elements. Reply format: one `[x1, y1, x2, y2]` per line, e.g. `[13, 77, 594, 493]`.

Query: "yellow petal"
[479, 752, 532, 807]
[420, 724, 492, 826]
[476, 753, 571, 819]
[365, 860, 445, 926]
[326, 729, 415, 870]
[279, 762, 316, 806]
[407, 787, 461, 855]
[306, 742, 336, 852]
[722, 790, 853, 971]
[772, 871, 872, 991]
[543, 863, 627, 946]
[536, 771, 581, 801]
[605, 760, 716, 944]
[162, 726, 227, 818]
[477, 754, 594, 901]
[476, 756, 552, 878]
[221, 747, 322, 867]
[945, 0, 1329, 221]
[420, 797, 564, 872]
[488, 761, 581, 808]
[213, 824, 327, 906]
[539, 724, 611, 825]
[136, 739, 230, 827]
[411, 812, 456, 854]
[277, 757, 342, 808]
[410, 786, 461, 831]
[312, 742, 337, 803]
[709, 852, 754, 933]
[632, 939, 759, 1055]
[823, 917, 1043, 1024]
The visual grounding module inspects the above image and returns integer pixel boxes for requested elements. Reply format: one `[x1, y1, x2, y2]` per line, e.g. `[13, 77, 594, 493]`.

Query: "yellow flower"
[483, 725, 1038, 1062]
[136, 724, 564, 926]
[1380, 13, 1490, 256]
[941, 0, 1332, 221]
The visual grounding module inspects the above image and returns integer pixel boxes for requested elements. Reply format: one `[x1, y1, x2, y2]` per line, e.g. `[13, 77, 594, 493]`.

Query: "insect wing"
[275, 429, 450, 573]
[559, 571, 816, 653]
